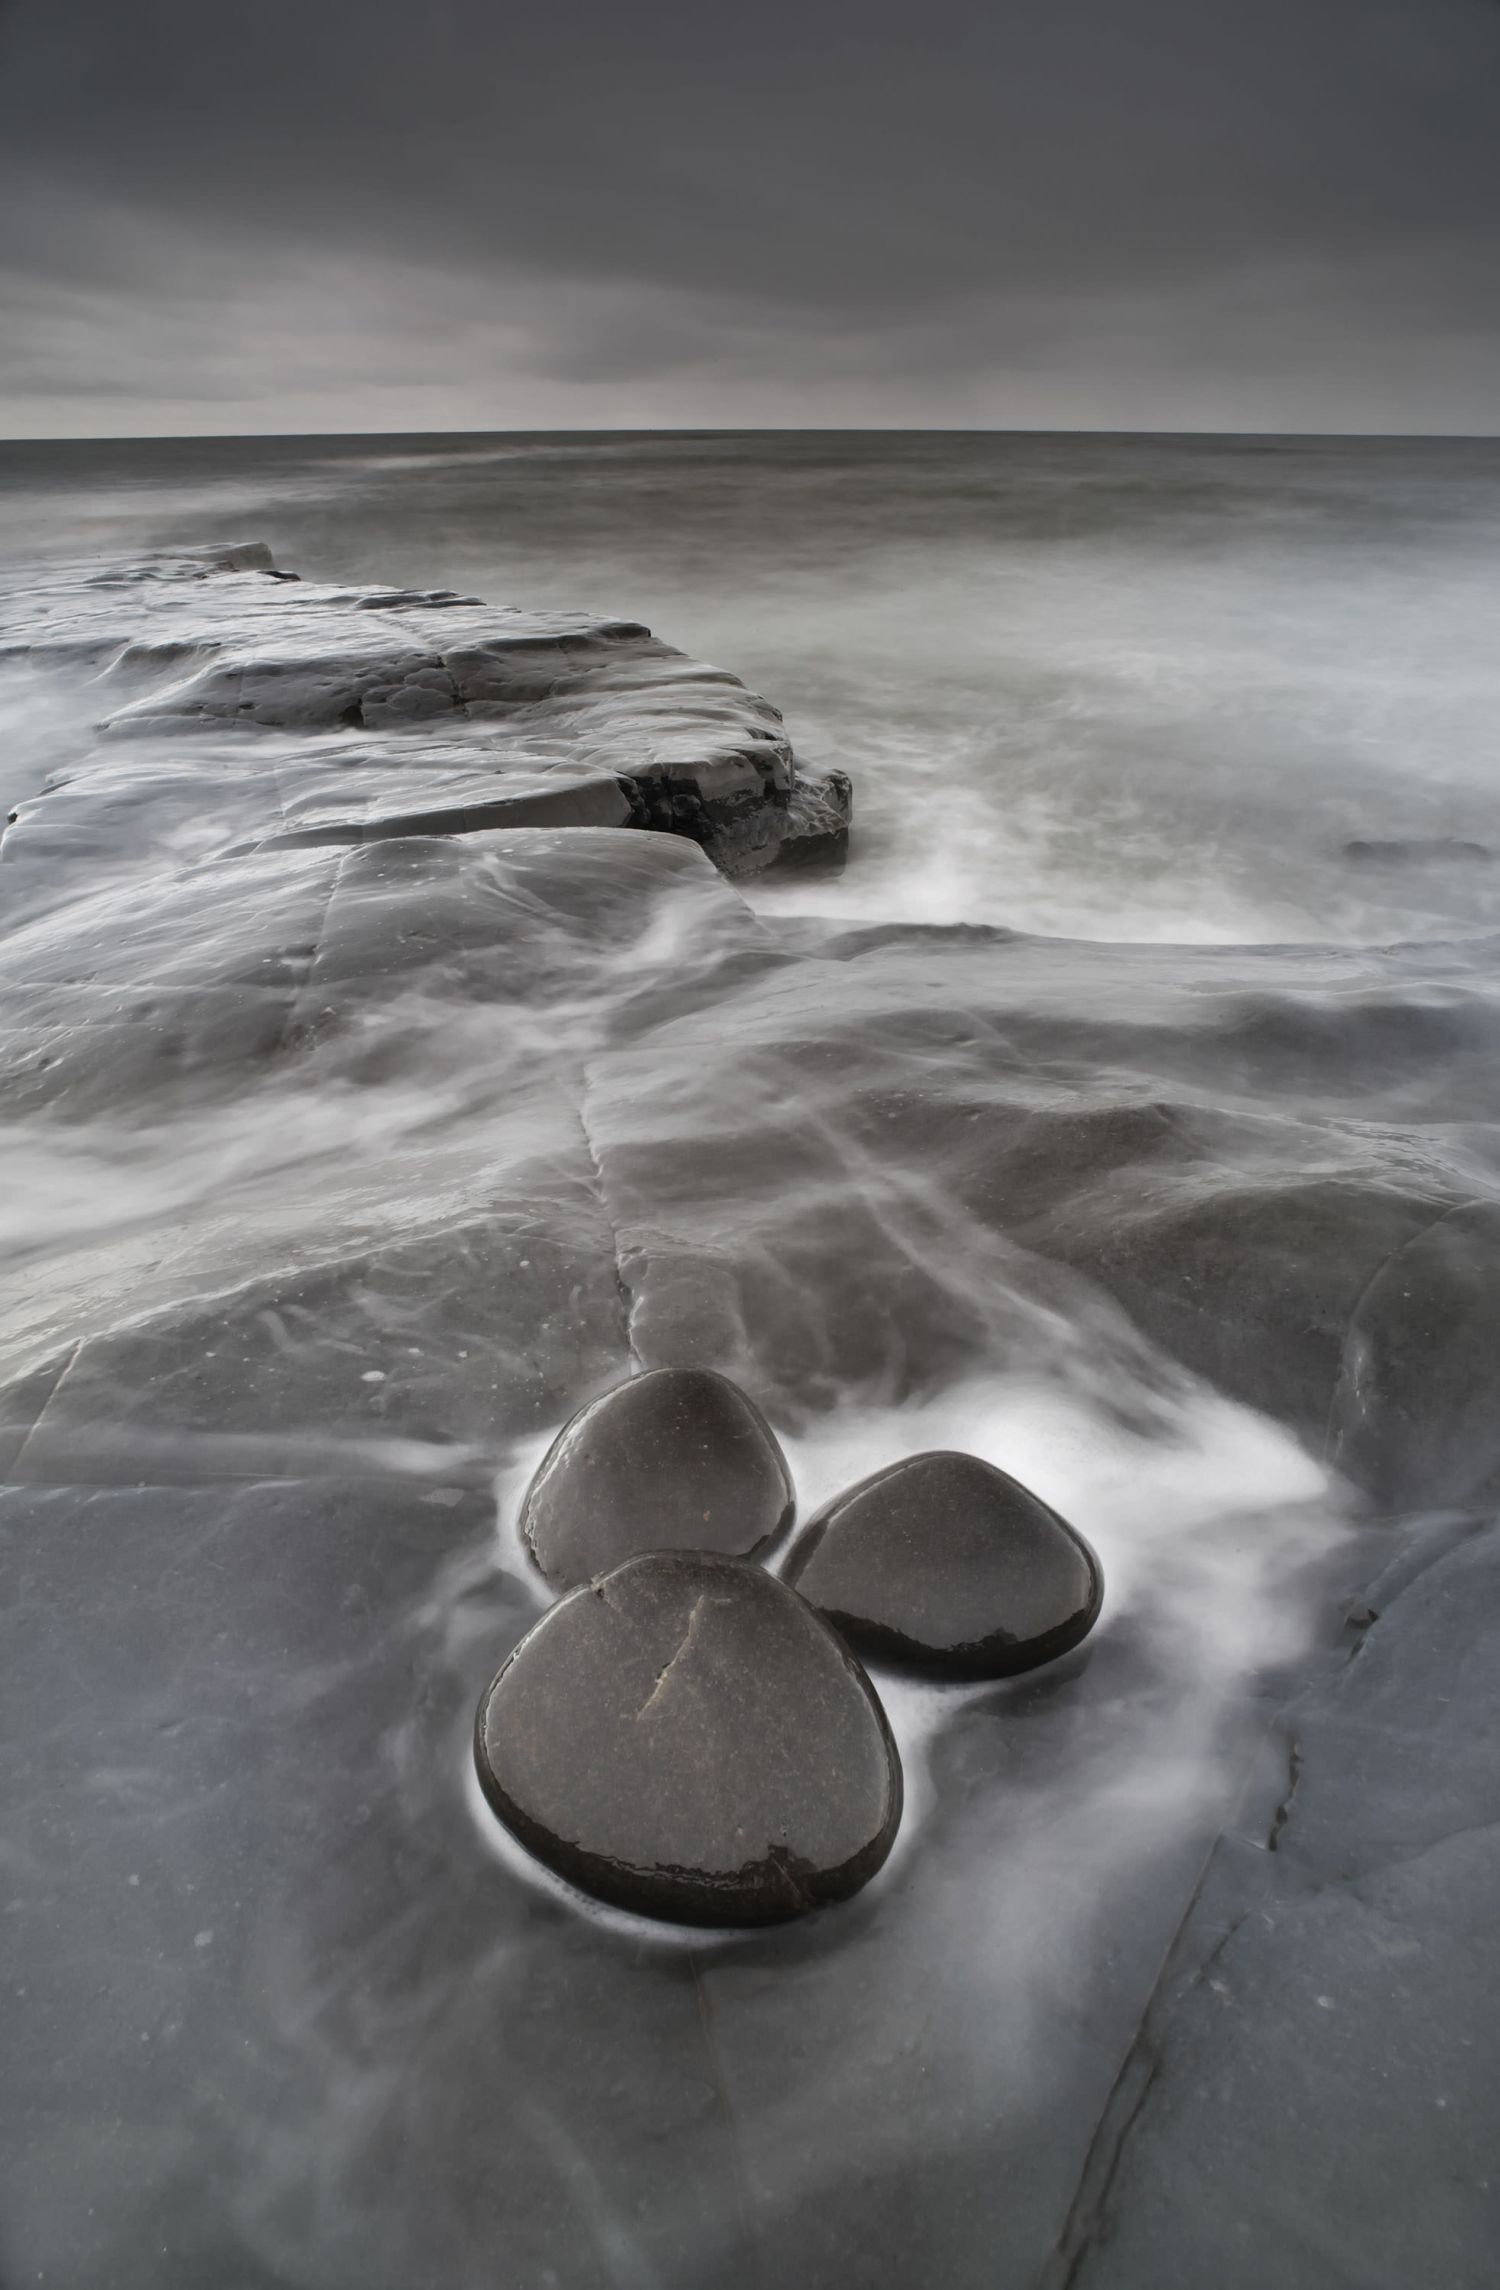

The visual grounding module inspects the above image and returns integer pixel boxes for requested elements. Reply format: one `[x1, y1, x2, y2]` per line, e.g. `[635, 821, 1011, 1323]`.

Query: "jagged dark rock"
[520, 1366, 795, 1591]
[784, 1450, 1103, 1678]
[474, 1549, 902, 1925]
[770, 768, 853, 873]
[0, 543, 836, 880]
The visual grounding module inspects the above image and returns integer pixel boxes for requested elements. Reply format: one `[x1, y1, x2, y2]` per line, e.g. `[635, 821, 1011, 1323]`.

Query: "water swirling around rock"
[2, 432, 1499, 2290]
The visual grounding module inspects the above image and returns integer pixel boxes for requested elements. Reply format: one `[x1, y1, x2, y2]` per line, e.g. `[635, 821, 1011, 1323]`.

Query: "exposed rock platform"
[1, 541, 1497, 2287]
[0, 542, 850, 878]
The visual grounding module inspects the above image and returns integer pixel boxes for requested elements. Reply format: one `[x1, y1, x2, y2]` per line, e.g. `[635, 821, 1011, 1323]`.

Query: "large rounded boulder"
[474, 1549, 903, 1925]
[784, 1450, 1103, 1680]
[519, 1366, 795, 1591]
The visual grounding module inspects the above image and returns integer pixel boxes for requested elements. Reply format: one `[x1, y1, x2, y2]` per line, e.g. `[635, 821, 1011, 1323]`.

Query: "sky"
[1, 0, 1499, 436]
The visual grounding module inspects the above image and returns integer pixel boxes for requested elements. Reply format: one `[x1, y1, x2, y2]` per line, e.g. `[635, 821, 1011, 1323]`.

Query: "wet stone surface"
[474, 1549, 903, 1925]
[520, 1365, 795, 1591]
[5, 520, 1500, 2283]
[785, 1449, 1103, 1679]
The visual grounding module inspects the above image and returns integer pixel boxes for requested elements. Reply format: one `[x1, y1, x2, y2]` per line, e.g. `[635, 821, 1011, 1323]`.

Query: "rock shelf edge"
[0, 541, 852, 880]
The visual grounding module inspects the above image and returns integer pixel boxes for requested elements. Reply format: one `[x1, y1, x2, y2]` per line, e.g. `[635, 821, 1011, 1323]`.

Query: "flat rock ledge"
[784, 1449, 1103, 1678]
[474, 1550, 903, 1926]
[0, 541, 851, 880]
[520, 1365, 796, 1591]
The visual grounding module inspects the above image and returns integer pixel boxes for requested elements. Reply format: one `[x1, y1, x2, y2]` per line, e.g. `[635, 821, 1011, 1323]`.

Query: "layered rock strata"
[0, 542, 850, 878]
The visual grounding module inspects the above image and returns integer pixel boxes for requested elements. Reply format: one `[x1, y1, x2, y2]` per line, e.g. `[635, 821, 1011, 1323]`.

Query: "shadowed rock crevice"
[1044, 1906, 1254, 2290]
[576, 1076, 642, 1376]
[1265, 1731, 1302, 1853]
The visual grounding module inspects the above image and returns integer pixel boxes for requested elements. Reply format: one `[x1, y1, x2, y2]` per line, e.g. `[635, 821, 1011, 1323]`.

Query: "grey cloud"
[1, 0, 1498, 430]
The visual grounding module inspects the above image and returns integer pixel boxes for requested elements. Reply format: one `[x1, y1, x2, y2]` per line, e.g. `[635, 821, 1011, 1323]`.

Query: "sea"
[4, 429, 1500, 939]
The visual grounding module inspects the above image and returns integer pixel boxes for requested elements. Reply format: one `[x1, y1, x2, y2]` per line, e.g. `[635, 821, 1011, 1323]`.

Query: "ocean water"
[1, 434, 1497, 2288]
[5, 429, 1500, 939]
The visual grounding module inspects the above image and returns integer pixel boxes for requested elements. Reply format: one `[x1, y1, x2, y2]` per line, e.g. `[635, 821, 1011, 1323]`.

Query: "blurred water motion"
[1, 433, 1497, 2290]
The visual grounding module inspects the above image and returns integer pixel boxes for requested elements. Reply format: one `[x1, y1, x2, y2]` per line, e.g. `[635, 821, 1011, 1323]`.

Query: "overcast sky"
[2, 0, 1499, 435]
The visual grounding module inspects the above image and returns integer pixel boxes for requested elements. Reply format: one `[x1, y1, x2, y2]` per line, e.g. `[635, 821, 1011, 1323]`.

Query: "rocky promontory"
[0, 542, 851, 878]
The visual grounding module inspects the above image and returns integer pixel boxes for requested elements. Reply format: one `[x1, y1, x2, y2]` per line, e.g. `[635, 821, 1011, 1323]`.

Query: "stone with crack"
[473, 1549, 903, 1924]
[519, 1366, 795, 1591]
[784, 1450, 1103, 1679]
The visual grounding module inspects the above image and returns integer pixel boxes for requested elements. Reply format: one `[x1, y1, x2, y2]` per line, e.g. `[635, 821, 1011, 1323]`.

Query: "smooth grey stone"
[520, 1365, 795, 1591]
[1062, 1521, 1500, 2290]
[784, 1449, 1102, 1678]
[263, 769, 635, 845]
[581, 926, 1500, 1487]
[5, 1201, 628, 1484]
[1328, 1200, 1500, 1513]
[474, 1549, 902, 1925]
[0, 1471, 1229, 2290]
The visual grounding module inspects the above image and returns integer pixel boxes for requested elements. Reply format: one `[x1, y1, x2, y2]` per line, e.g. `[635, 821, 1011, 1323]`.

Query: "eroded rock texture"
[0, 541, 837, 878]
[475, 1550, 902, 1924]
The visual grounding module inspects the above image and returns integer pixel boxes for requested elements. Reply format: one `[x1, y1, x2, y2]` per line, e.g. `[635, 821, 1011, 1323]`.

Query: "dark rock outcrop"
[772, 769, 853, 874]
[473, 1549, 902, 1924]
[784, 1450, 1103, 1678]
[520, 1366, 795, 1591]
[0, 543, 834, 880]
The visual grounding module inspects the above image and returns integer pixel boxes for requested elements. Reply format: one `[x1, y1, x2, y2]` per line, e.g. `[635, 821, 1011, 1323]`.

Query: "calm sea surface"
[5, 429, 1500, 941]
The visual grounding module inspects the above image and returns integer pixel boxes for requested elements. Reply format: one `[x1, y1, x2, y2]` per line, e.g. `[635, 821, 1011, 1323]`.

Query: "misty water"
[2, 433, 1498, 2288]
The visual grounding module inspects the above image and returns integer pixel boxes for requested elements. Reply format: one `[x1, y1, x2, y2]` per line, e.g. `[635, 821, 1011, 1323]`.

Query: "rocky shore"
[0, 543, 1496, 2290]
[0, 542, 850, 878]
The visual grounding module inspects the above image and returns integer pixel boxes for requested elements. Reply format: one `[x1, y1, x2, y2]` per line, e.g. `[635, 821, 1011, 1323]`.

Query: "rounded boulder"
[784, 1449, 1103, 1680]
[474, 1549, 903, 1925]
[519, 1366, 794, 1591]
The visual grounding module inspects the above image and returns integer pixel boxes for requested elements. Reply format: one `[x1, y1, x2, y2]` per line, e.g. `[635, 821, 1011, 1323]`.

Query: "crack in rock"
[575, 1078, 637, 1369]
[635, 1593, 728, 1720]
[1266, 1731, 1302, 1853]
[1043, 1908, 1252, 2290]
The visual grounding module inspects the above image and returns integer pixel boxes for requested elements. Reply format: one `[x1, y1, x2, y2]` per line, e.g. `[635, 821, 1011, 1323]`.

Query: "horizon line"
[4, 422, 1500, 447]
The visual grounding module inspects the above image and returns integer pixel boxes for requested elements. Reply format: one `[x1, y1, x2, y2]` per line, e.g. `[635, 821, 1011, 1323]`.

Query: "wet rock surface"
[1059, 1520, 1500, 2290]
[785, 1449, 1102, 1677]
[2, 531, 1500, 2286]
[475, 1549, 902, 1925]
[774, 767, 853, 872]
[520, 1364, 795, 1590]
[0, 542, 821, 879]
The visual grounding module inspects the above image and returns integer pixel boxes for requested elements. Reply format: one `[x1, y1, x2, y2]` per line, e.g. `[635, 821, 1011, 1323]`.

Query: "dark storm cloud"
[2, 0, 1499, 430]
